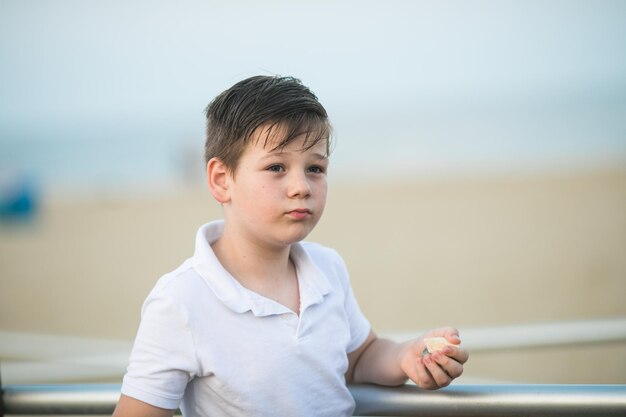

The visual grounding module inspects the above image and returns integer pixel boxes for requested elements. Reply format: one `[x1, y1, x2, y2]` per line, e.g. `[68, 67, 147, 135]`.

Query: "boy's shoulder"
[148, 258, 205, 301]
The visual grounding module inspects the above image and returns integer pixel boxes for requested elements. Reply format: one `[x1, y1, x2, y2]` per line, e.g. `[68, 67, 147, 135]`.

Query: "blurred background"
[1, 0, 625, 386]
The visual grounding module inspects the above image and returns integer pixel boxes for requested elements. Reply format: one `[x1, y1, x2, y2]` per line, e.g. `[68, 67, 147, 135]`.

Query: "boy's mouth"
[286, 208, 312, 220]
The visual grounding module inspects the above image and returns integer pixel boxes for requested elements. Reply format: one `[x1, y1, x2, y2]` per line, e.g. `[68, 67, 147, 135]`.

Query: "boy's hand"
[398, 327, 469, 389]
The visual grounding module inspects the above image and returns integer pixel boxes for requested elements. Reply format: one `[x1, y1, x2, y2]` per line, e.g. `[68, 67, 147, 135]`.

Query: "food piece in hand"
[422, 337, 456, 356]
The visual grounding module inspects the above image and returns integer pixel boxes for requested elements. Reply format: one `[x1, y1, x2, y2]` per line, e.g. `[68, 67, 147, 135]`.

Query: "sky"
[1, 0, 625, 193]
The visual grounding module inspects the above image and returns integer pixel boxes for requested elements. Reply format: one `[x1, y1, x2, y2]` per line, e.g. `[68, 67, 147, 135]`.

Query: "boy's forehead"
[250, 123, 329, 153]
[250, 123, 286, 146]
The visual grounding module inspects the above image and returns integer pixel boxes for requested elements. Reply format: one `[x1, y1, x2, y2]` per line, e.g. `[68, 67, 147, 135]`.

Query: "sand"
[1, 168, 625, 383]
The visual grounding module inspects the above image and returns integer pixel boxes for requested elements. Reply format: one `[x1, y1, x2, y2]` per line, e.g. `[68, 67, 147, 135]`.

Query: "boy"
[113, 76, 468, 417]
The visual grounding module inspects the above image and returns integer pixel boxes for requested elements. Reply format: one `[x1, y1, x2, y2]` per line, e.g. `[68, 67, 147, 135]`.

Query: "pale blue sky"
[1, 0, 625, 191]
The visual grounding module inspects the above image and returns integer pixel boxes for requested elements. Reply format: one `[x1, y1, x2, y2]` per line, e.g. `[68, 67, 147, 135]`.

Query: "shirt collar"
[192, 220, 331, 317]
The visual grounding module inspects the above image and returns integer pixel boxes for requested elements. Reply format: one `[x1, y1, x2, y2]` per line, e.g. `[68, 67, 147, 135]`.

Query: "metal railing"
[2, 383, 626, 416]
[2, 319, 626, 415]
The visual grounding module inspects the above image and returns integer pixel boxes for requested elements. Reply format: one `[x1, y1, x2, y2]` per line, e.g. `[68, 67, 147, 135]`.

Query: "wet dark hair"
[204, 75, 332, 172]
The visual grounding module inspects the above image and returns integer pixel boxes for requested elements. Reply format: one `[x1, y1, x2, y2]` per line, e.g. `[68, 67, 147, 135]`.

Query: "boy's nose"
[287, 172, 312, 198]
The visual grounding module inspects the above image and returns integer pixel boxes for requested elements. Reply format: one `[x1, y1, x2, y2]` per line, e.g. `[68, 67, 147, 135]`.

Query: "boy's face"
[224, 126, 329, 250]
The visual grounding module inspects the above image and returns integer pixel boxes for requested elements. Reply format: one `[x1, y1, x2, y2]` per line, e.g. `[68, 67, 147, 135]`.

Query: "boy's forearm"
[352, 337, 410, 386]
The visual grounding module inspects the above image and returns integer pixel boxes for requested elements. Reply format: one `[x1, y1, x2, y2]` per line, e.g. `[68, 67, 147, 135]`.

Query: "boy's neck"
[210, 228, 300, 313]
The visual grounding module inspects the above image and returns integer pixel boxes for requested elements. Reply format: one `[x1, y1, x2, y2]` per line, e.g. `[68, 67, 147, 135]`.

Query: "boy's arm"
[112, 394, 175, 417]
[346, 328, 469, 389]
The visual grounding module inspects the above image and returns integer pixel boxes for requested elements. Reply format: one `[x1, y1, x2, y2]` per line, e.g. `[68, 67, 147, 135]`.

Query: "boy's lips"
[286, 208, 312, 220]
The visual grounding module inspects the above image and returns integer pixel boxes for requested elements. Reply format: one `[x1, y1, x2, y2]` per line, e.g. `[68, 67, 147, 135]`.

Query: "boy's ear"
[206, 157, 231, 204]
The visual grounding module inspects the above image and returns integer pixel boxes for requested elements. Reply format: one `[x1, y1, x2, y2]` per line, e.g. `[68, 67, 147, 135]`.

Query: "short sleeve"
[343, 281, 371, 352]
[334, 254, 371, 353]
[121, 294, 198, 410]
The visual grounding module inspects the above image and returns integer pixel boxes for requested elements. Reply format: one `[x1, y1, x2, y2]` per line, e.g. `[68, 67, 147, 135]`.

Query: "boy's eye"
[267, 165, 284, 172]
[308, 165, 325, 174]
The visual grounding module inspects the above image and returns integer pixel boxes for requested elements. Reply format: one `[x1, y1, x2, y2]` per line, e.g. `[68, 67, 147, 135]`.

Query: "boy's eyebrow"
[261, 151, 328, 161]
[311, 152, 329, 161]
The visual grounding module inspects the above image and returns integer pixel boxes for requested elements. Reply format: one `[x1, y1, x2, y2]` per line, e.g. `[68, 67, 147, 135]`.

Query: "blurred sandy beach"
[2, 0, 626, 396]
[1, 168, 625, 384]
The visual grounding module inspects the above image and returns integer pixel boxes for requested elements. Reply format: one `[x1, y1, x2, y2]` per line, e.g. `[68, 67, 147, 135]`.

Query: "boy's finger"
[423, 355, 451, 387]
[432, 352, 464, 379]
[446, 333, 461, 345]
[428, 327, 459, 339]
[414, 357, 437, 389]
[423, 354, 452, 388]
[438, 326, 460, 339]
[443, 345, 470, 364]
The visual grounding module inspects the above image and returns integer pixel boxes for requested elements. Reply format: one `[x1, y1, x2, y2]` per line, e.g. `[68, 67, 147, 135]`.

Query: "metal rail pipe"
[2, 383, 626, 416]
[2, 384, 120, 416]
[351, 384, 626, 416]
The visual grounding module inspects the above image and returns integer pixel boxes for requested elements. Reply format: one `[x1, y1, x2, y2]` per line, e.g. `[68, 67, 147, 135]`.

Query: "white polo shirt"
[121, 220, 371, 417]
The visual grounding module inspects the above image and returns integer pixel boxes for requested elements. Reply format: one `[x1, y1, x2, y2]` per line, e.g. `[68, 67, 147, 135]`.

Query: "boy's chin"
[282, 233, 312, 246]
[279, 226, 316, 245]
